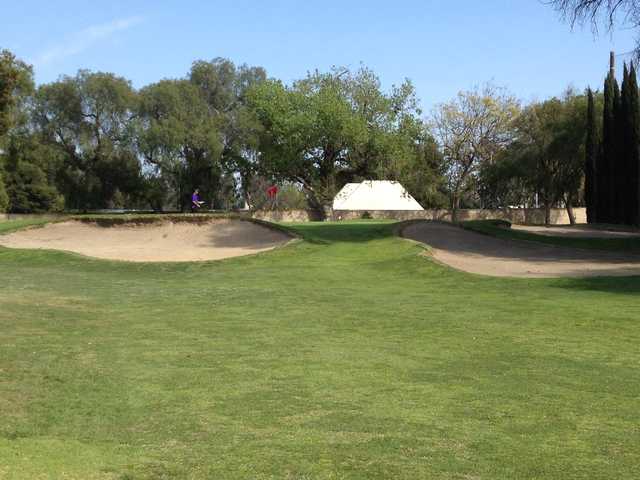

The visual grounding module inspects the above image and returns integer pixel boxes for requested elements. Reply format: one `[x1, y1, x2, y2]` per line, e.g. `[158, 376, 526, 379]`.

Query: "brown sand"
[0, 220, 291, 262]
[401, 221, 640, 278]
[512, 224, 640, 239]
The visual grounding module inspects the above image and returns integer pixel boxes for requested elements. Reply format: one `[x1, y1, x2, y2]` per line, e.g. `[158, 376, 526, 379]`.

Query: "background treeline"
[0, 48, 609, 223]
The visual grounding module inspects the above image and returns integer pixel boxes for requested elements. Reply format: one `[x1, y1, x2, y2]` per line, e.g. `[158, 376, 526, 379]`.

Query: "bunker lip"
[400, 221, 640, 278]
[0, 218, 293, 263]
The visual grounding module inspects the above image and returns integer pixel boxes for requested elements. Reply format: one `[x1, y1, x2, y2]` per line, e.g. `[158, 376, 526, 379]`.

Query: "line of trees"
[436, 86, 592, 225]
[585, 57, 640, 226]
[0, 47, 599, 222]
[0, 49, 450, 217]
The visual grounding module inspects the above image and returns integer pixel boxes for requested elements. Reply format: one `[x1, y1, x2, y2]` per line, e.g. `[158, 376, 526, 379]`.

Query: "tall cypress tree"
[601, 72, 615, 223]
[617, 64, 629, 224]
[627, 63, 640, 225]
[612, 75, 623, 223]
[585, 88, 598, 223]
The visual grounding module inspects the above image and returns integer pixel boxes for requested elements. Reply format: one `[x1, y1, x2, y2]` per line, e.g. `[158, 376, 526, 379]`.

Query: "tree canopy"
[247, 66, 435, 215]
[0, 47, 608, 219]
[431, 84, 520, 220]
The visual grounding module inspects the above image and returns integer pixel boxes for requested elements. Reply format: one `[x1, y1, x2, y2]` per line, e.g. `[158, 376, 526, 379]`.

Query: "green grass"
[463, 219, 640, 253]
[1, 220, 639, 479]
[0, 218, 62, 235]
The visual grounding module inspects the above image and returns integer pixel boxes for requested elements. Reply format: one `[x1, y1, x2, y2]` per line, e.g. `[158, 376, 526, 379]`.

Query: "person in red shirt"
[266, 185, 278, 209]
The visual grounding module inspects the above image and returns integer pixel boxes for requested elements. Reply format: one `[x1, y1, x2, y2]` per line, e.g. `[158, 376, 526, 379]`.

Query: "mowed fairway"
[1, 221, 639, 479]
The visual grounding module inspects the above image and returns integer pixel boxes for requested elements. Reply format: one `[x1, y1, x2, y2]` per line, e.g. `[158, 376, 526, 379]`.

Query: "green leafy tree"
[3, 135, 64, 212]
[248, 76, 362, 214]
[248, 66, 434, 216]
[137, 79, 223, 210]
[33, 70, 141, 210]
[188, 58, 267, 205]
[396, 132, 449, 208]
[478, 152, 533, 210]
[506, 93, 587, 225]
[0, 49, 33, 141]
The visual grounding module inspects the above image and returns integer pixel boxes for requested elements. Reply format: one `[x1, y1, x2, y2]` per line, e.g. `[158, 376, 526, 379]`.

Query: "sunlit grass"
[1, 220, 639, 479]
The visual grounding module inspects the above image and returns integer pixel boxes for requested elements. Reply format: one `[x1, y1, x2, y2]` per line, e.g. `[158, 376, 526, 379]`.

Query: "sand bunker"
[0, 219, 291, 262]
[401, 221, 640, 278]
[512, 224, 640, 239]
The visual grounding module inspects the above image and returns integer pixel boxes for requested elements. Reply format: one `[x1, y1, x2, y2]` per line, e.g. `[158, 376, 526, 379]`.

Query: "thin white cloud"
[34, 16, 144, 67]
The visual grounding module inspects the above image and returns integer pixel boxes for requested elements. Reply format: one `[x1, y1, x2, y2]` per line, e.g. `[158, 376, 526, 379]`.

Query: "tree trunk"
[565, 195, 576, 226]
[303, 187, 327, 221]
[451, 194, 460, 223]
[544, 203, 551, 227]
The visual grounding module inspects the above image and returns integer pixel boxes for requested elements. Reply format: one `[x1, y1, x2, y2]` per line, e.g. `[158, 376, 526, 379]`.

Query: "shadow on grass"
[552, 275, 640, 295]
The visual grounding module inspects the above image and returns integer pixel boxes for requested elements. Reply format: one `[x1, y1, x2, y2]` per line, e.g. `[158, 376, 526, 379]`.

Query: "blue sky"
[2, 0, 637, 110]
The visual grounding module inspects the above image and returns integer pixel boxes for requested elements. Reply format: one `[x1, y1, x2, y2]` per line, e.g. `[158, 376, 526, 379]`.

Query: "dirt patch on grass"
[401, 221, 640, 278]
[0, 219, 291, 262]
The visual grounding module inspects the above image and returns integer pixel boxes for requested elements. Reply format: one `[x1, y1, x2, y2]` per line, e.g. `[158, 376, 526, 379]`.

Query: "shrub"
[6, 162, 64, 213]
[490, 219, 512, 228]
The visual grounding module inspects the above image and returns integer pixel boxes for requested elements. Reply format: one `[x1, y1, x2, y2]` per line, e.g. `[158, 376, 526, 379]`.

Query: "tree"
[248, 66, 430, 216]
[137, 79, 223, 210]
[0, 171, 8, 212]
[622, 62, 640, 225]
[431, 84, 520, 221]
[478, 151, 533, 210]
[599, 70, 614, 223]
[0, 49, 33, 140]
[555, 93, 590, 224]
[33, 71, 141, 210]
[3, 135, 64, 213]
[248, 76, 364, 215]
[549, 1, 640, 59]
[585, 88, 598, 223]
[188, 58, 267, 206]
[612, 65, 626, 223]
[505, 93, 587, 225]
[396, 132, 449, 209]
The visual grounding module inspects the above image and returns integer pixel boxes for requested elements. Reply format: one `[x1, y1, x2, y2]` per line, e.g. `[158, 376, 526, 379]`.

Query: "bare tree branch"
[546, 0, 640, 58]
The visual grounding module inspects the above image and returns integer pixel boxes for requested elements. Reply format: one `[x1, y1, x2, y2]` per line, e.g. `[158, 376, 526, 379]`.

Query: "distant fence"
[1, 208, 586, 225]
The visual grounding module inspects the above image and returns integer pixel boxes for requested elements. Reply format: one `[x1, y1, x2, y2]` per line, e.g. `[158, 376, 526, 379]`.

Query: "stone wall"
[253, 208, 587, 225]
[251, 210, 319, 222]
[1, 208, 587, 225]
